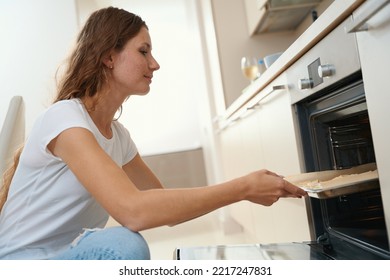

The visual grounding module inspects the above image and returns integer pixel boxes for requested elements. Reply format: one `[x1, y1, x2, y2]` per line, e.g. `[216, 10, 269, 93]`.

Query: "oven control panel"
[286, 16, 361, 104]
[298, 58, 324, 90]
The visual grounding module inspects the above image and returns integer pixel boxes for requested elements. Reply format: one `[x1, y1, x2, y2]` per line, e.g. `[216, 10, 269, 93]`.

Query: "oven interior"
[296, 72, 390, 259]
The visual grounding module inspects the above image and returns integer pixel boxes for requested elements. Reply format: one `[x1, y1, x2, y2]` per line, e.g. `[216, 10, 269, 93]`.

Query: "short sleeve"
[23, 100, 92, 165]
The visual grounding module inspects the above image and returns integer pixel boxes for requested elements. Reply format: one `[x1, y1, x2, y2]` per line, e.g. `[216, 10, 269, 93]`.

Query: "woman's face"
[108, 27, 160, 96]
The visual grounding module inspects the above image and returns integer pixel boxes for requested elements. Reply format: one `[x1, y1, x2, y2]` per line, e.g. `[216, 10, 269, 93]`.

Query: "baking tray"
[285, 163, 379, 199]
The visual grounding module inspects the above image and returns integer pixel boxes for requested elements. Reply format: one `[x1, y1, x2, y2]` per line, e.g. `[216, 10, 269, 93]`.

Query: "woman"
[0, 7, 306, 260]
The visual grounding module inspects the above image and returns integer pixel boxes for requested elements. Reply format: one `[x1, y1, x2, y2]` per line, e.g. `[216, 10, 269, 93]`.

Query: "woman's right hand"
[241, 169, 307, 206]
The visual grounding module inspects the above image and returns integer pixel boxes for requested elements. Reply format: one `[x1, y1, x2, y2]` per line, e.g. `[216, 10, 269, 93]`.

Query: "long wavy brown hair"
[0, 7, 147, 212]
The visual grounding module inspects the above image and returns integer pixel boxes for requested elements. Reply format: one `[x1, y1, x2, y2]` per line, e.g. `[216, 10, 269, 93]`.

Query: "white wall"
[118, 0, 206, 156]
[1, 0, 211, 161]
[0, 0, 78, 135]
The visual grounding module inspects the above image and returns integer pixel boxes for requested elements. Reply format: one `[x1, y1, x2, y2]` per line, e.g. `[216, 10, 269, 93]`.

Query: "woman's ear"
[103, 54, 114, 69]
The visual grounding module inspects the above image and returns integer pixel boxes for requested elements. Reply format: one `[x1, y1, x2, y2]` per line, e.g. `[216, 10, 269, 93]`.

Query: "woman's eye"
[140, 50, 148, 56]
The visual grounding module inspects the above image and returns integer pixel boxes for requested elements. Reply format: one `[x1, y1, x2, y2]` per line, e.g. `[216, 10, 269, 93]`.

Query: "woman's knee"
[105, 226, 150, 260]
[61, 226, 151, 260]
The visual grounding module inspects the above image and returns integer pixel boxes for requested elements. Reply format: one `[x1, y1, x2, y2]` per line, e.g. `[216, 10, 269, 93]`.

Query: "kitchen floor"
[106, 209, 252, 260]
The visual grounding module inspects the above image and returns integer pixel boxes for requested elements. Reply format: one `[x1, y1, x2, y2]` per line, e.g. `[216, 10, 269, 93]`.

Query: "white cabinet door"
[353, 0, 390, 245]
[257, 76, 301, 175]
[218, 74, 311, 243]
[218, 108, 264, 240]
[253, 75, 310, 242]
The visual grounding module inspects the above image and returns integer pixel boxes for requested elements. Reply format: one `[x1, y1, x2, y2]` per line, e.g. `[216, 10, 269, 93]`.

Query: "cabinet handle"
[247, 85, 287, 110]
[216, 84, 286, 133]
[346, 0, 390, 33]
[215, 115, 241, 133]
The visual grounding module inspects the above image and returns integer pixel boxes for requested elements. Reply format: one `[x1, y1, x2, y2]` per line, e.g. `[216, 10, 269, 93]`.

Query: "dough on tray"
[297, 170, 378, 191]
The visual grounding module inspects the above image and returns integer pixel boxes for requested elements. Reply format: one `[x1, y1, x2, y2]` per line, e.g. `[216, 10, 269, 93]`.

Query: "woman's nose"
[151, 56, 160, 71]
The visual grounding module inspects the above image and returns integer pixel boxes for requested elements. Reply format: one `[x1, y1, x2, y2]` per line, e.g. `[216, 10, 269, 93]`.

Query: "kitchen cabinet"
[218, 98, 265, 241]
[252, 74, 310, 243]
[352, 0, 390, 242]
[244, 0, 265, 35]
[219, 74, 311, 243]
[243, 0, 331, 35]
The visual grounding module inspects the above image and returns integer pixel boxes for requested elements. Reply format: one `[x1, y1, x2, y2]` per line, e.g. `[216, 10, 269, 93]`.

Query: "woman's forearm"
[116, 169, 305, 232]
[117, 176, 246, 231]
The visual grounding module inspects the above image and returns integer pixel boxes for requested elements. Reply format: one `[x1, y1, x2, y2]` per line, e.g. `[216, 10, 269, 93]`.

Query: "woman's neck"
[81, 94, 123, 139]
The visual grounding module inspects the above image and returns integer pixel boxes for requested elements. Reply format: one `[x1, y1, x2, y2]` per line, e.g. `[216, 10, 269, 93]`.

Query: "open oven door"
[174, 164, 385, 260]
[175, 242, 331, 260]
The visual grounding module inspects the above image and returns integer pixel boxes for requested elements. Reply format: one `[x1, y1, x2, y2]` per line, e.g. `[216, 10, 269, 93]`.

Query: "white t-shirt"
[0, 99, 138, 259]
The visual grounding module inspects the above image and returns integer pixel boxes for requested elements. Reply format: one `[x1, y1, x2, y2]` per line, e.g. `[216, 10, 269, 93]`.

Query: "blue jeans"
[52, 226, 150, 260]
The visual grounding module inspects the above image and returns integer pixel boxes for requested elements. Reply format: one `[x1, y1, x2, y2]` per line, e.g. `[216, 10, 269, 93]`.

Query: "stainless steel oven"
[293, 73, 389, 259]
[286, 14, 389, 259]
[175, 13, 390, 260]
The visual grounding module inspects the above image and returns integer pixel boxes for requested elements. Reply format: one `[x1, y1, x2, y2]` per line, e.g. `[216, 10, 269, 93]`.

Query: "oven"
[286, 14, 390, 259]
[175, 11, 390, 260]
[293, 72, 390, 259]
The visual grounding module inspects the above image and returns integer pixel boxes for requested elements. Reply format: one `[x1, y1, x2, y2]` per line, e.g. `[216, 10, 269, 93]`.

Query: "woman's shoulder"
[37, 99, 86, 122]
[45, 99, 83, 114]
[35, 98, 89, 130]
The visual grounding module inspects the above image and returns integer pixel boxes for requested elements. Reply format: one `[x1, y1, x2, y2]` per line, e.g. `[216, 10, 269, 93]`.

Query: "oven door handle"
[346, 0, 390, 33]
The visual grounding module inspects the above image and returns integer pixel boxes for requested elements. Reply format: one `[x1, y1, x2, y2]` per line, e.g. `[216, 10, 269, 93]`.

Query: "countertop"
[219, 0, 365, 128]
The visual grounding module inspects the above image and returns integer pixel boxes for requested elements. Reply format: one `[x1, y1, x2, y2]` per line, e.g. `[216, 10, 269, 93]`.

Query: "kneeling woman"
[0, 7, 306, 260]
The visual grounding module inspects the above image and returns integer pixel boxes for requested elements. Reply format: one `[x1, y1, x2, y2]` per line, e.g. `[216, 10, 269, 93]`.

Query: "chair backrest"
[0, 96, 25, 178]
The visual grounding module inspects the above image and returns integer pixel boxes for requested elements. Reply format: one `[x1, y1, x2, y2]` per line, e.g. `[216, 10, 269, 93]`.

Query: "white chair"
[0, 96, 25, 179]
